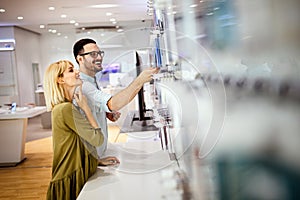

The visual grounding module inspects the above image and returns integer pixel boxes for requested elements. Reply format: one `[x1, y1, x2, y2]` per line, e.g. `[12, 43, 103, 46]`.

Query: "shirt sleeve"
[61, 103, 104, 147]
[82, 81, 112, 112]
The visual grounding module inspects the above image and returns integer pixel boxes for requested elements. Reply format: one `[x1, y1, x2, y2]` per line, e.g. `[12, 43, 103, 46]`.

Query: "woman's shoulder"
[52, 102, 73, 114]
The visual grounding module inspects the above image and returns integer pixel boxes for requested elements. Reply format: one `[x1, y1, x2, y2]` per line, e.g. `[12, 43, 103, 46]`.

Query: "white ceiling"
[0, 0, 152, 35]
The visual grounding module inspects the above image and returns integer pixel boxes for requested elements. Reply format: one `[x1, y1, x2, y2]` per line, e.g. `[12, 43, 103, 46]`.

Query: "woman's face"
[61, 63, 82, 87]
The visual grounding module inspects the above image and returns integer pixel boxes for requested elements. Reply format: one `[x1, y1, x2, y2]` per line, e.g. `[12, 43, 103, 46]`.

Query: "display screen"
[96, 63, 121, 87]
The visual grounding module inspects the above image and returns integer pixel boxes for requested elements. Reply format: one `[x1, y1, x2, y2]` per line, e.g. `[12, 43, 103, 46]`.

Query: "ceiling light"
[110, 18, 116, 22]
[51, 30, 57, 33]
[69, 20, 76, 24]
[106, 12, 113, 16]
[39, 25, 45, 29]
[117, 29, 123, 32]
[89, 4, 118, 8]
[57, 33, 61, 36]
[74, 23, 79, 26]
[17, 16, 23, 20]
[190, 4, 198, 8]
[0, 8, 5, 13]
[61, 14, 67, 18]
[112, 21, 117, 24]
[48, 7, 55, 11]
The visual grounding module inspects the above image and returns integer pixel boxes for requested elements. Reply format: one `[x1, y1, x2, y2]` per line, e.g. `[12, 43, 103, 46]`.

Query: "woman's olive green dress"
[46, 102, 103, 200]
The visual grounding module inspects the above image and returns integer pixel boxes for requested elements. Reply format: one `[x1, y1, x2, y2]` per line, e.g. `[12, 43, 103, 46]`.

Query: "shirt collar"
[79, 72, 95, 83]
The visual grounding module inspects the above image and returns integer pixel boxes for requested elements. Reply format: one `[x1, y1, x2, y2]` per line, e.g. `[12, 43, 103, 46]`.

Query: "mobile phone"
[11, 102, 16, 113]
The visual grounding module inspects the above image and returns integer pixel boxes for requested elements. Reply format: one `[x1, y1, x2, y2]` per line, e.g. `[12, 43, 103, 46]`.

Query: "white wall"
[0, 27, 41, 106]
[0, 27, 18, 105]
[40, 33, 77, 77]
[14, 27, 41, 106]
[39, 25, 150, 80]
[0, 27, 14, 39]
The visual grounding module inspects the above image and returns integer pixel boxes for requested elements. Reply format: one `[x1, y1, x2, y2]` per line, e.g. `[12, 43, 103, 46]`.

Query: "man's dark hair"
[73, 38, 97, 64]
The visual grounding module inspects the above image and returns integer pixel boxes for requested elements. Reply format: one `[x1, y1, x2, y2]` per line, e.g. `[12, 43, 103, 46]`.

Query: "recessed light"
[110, 18, 116, 22]
[89, 4, 118, 8]
[69, 20, 76, 24]
[17, 16, 24, 20]
[61, 14, 67, 18]
[106, 12, 113, 16]
[0, 8, 5, 13]
[48, 7, 55, 11]
[190, 4, 198, 8]
[39, 25, 45, 29]
[74, 23, 79, 26]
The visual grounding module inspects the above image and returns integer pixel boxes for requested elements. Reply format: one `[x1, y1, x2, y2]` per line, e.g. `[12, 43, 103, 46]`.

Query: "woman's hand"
[98, 156, 120, 166]
[74, 85, 99, 128]
[74, 85, 89, 112]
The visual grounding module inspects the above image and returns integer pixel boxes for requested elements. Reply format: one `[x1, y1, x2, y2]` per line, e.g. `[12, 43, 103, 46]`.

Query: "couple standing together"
[44, 38, 159, 199]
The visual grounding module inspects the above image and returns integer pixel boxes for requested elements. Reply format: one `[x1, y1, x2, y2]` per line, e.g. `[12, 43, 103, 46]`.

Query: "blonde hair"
[43, 60, 74, 111]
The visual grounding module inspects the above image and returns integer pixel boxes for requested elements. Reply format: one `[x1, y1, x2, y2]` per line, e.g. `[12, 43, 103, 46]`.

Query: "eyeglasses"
[79, 51, 104, 58]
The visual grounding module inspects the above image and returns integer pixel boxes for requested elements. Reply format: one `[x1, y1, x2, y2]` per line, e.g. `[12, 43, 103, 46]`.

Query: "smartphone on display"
[11, 102, 16, 113]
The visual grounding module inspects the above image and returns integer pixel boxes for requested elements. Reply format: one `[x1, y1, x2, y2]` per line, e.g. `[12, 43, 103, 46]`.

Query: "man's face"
[78, 43, 103, 76]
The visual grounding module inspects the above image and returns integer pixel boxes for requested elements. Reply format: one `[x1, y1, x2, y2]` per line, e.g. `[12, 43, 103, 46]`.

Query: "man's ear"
[76, 55, 82, 63]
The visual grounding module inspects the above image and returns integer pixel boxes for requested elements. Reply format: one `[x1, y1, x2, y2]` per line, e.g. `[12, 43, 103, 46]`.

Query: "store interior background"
[0, 0, 299, 108]
[1, 0, 300, 199]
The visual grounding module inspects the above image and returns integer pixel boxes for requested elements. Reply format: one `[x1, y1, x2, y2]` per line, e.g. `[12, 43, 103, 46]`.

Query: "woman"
[44, 60, 119, 200]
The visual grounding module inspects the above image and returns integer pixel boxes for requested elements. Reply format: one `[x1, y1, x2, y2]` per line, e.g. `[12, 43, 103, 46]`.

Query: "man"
[73, 38, 159, 156]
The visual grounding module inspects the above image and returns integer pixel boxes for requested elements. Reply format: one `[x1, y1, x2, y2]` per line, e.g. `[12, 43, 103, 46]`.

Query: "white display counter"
[0, 106, 47, 166]
[77, 140, 179, 200]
